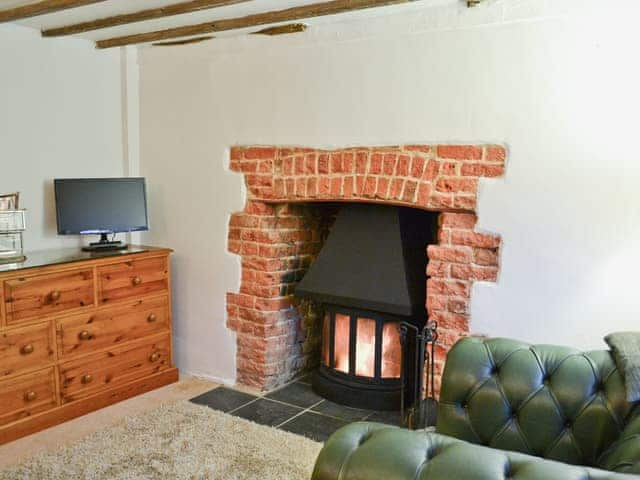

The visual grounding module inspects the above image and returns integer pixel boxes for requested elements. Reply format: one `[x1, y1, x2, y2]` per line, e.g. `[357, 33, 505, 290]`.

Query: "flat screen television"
[54, 178, 148, 252]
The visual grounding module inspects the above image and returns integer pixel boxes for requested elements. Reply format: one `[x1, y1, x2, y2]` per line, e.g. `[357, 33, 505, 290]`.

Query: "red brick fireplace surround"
[227, 144, 505, 392]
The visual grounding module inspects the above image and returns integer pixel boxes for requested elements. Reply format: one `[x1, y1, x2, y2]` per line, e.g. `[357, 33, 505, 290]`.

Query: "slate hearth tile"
[280, 411, 349, 442]
[265, 381, 324, 408]
[311, 400, 372, 422]
[296, 374, 312, 385]
[365, 409, 403, 426]
[233, 398, 303, 427]
[190, 387, 257, 413]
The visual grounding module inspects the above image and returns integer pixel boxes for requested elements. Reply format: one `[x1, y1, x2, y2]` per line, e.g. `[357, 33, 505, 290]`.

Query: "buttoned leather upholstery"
[312, 423, 636, 480]
[311, 337, 640, 480]
[438, 338, 638, 470]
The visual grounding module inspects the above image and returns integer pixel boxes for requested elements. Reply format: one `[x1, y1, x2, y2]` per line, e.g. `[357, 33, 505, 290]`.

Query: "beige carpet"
[0, 401, 322, 480]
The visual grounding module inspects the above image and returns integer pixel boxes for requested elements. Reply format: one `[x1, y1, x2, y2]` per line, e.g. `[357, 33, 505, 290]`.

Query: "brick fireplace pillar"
[227, 145, 505, 392]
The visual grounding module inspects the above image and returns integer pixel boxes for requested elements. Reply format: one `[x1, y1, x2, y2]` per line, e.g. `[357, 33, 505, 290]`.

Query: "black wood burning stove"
[313, 305, 403, 410]
[295, 203, 437, 411]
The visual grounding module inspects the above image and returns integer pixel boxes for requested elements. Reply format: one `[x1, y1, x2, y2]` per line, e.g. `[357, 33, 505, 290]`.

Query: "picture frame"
[0, 192, 19, 211]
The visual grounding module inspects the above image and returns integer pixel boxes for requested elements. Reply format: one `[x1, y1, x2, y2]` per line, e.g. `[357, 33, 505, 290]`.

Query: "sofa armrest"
[312, 422, 456, 480]
[599, 409, 640, 474]
[312, 423, 637, 480]
[311, 423, 388, 480]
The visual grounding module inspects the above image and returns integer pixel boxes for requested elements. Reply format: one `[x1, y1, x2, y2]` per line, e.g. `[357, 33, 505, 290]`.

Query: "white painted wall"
[138, 0, 640, 384]
[0, 25, 135, 251]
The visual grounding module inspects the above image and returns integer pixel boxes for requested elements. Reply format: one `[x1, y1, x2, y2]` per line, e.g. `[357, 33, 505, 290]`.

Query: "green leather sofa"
[312, 337, 640, 479]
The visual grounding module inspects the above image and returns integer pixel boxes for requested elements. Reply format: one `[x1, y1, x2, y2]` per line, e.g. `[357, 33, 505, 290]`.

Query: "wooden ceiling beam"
[42, 0, 252, 37]
[0, 0, 107, 23]
[152, 35, 214, 47]
[252, 23, 308, 36]
[96, 0, 414, 49]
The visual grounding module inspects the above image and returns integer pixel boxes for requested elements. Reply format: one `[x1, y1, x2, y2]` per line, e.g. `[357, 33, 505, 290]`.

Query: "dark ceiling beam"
[0, 0, 107, 23]
[95, 0, 415, 49]
[42, 0, 252, 37]
[152, 35, 214, 47]
[252, 23, 308, 36]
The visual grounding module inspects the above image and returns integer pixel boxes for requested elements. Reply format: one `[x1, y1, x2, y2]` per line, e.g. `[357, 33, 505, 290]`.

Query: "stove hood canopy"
[295, 203, 437, 318]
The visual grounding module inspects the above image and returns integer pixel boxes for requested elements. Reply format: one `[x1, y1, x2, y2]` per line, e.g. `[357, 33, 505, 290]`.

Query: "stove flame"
[381, 322, 401, 378]
[324, 313, 401, 379]
[334, 313, 350, 374]
[355, 317, 376, 377]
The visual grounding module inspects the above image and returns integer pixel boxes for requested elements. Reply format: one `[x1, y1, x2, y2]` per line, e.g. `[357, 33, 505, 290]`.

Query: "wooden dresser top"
[0, 246, 172, 276]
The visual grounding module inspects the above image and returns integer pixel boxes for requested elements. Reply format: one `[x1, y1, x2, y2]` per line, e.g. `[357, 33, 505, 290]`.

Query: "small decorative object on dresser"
[0, 192, 26, 265]
[0, 246, 178, 445]
[0, 192, 19, 211]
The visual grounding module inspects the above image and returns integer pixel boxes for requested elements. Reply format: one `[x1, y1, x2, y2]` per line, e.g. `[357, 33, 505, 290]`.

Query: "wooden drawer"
[59, 335, 171, 403]
[3, 269, 95, 325]
[0, 322, 54, 379]
[56, 296, 170, 359]
[0, 368, 57, 427]
[98, 256, 168, 304]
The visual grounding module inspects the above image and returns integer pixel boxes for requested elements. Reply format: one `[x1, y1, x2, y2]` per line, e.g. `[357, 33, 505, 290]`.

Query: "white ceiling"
[3, 0, 449, 45]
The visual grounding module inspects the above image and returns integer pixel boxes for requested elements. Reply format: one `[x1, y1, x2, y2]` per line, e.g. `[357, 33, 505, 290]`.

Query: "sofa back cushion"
[436, 337, 635, 469]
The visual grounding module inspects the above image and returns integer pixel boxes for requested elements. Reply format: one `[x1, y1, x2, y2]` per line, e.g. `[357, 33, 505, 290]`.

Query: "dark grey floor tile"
[190, 387, 257, 413]
[265, 381, 324, 408]
[233, 398, 303, 427]
[296, 374, 312, 385]
[311, 400, 372, 422]
[279, 412, 349, 442]
[365, 409, 403, 426]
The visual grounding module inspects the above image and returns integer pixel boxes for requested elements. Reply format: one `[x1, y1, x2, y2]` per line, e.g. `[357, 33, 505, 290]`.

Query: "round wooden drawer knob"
[49, 290, 61, 301]
[147, 313, 157, 323]
[20, 344, 35, 355]
[149, 352, 161, 363]
[78, 330, 92, 341]
[24, 391, 38, 402]
[131, 276, 142, 286]
[81, 374, 94, 385]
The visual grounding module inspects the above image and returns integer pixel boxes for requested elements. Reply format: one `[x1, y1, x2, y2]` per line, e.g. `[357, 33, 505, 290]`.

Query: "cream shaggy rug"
[0, 401, 323, 480]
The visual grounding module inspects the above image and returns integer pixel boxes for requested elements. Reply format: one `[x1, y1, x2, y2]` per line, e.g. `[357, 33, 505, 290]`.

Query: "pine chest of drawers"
[0, 246, 178, 445]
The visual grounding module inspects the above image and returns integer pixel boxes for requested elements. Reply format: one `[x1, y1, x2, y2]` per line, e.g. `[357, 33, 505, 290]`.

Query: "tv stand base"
[82, 233, 128, 252]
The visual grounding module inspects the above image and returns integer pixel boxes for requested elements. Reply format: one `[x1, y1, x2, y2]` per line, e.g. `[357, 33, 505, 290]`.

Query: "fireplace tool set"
[400, 320, 439, 429]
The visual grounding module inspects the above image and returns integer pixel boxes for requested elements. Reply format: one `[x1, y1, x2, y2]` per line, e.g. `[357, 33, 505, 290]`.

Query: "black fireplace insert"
[295, 203, 438, 411]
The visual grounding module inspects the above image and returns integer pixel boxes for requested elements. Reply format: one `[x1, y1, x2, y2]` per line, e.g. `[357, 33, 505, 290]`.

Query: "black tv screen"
[54, 178, 149, 235]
